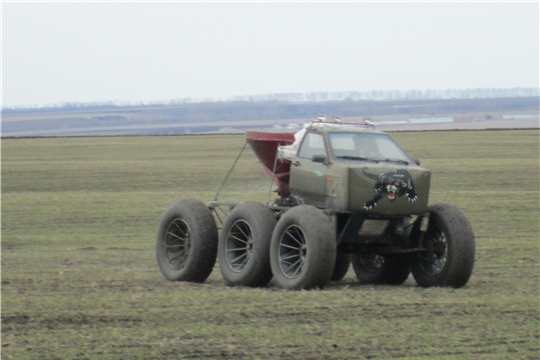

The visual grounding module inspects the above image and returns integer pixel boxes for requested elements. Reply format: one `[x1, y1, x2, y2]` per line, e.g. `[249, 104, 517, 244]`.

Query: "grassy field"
[2, 130, 539, 359]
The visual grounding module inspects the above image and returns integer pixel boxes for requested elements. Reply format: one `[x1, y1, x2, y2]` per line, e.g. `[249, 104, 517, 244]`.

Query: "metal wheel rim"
[165, 218, 191, 270]
[278, 225, 307, 279]
[418, 223, 447, 276]
[226, 219, 253, 272]
[359, 252, 385, 273]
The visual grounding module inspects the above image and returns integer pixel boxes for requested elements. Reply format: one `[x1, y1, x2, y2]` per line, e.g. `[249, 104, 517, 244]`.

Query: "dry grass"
[2, 130, 539, 359]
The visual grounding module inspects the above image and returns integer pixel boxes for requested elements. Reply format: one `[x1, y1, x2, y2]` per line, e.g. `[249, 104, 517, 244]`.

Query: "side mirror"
[312, 154, 326, 164]
[414, 159, 421, 166]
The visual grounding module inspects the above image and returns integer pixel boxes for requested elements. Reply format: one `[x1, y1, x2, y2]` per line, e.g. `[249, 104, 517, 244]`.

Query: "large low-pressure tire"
[156, 199, 218, 283]
[270, 205, 336, 290]
[351, 252, 410, 285]
[331, 249, 351, 282]
[410, 203, 475, 288]
[218, 202, 277, 287]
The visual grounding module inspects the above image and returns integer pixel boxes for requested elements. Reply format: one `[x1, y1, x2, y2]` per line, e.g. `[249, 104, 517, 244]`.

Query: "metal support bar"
[265, 150, 280, 206]
[377, 247, 427, 255]
[213, 141, 248, 202]
[210, 207, 224, 227]
[420, 212, 430, 232]
[209, 204, 233, 227]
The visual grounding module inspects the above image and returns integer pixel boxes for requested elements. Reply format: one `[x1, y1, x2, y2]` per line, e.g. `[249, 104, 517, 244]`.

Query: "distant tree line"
[3, 94, 538, 137]
[151, 97, 539, 124]
[230, 87, 539, 102]
[4, 96, 538, 124]
[3, 87, 538, 112]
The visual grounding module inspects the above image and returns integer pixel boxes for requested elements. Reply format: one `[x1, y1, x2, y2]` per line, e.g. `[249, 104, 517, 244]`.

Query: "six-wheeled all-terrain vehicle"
[156, 118, 475, 290]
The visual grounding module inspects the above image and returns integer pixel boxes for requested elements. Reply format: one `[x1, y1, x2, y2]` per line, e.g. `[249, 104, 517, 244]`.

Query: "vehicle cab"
[289, 124, 431, 216]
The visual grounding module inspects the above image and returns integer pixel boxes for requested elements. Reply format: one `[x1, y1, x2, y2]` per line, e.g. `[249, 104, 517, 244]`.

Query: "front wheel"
[410, 203, 475, 288]
[270, 205, 336, 290]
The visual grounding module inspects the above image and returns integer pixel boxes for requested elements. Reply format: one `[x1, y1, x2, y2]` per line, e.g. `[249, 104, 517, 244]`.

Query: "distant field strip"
[2, 130, 539, 359]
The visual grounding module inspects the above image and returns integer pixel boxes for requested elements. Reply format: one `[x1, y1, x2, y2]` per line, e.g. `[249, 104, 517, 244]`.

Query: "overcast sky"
[2, 1, 539, 107]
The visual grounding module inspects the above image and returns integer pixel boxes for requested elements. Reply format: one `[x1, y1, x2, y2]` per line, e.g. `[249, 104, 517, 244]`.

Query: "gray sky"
[2, 1, 539, 107]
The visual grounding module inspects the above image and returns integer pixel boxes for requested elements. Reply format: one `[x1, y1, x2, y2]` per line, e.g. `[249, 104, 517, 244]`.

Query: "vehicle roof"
[305, 123, 386, 135]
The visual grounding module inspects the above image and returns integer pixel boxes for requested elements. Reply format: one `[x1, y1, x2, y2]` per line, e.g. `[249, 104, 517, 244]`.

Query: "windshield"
[328, 132, 414, 163]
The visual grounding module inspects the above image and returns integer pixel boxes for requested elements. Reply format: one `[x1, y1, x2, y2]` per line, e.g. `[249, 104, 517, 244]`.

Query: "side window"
[298, 132, 326, 160]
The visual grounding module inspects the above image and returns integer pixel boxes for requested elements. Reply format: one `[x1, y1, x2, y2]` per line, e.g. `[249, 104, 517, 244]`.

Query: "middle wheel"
[270, 205, 336, 290]
[218, 202, 277, 287]
[351, 252, 410, 285]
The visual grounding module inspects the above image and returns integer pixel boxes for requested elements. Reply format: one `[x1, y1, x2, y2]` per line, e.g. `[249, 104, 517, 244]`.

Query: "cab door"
[290, 131, 328, 207]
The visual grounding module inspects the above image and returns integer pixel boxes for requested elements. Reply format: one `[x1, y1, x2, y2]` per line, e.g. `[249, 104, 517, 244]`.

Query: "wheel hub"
[418, 224, 447, 276]
[278, 225, 307, 279]
[226, 220, 253, 273]
[165, 218, 191, 270]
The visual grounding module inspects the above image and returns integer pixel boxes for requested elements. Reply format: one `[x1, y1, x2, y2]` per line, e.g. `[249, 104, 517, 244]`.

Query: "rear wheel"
[156, 199, 218, 283]
[218, 202, 276, 287]
[270, 205, 336, 290]
[410, 203, 475, 288]
[351, 252, 410, 285]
